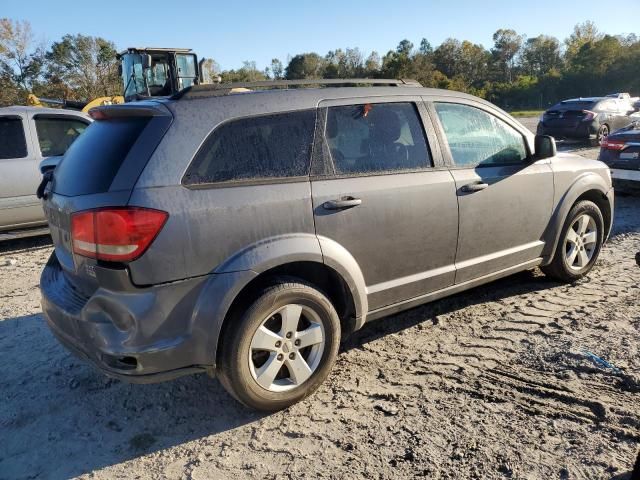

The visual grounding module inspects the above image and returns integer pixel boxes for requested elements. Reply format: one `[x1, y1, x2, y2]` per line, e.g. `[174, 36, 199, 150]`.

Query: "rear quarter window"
[0, 117, 28, 159]
[183, 109, 316, 185]
[52, 118, 149, 196]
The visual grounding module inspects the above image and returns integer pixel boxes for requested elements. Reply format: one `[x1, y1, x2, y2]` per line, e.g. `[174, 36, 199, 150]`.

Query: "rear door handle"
[323, 197, 362, 210]
[460, 182, 488, 193]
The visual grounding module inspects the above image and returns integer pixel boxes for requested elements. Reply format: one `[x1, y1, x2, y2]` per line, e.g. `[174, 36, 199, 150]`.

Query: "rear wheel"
[594, 124, 609, 146]
[542, 200, 604, 282]
[217, 279, 340, 411]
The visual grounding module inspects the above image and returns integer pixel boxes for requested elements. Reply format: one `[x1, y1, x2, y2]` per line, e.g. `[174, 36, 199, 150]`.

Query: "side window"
[0, 117, 28, 159]
[434, 103, 528, 167]
[325, 102, 431, 175]
[183, 109, 316, 185]
[34, 117, 88, 157]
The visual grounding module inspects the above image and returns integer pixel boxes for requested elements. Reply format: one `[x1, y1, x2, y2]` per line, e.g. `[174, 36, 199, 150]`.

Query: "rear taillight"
[581, 110, 596, 121]
[600, 138, 626, 151]
[71, 207, 168, 262]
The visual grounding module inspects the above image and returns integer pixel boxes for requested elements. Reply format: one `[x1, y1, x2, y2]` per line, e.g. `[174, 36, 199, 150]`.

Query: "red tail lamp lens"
[71, 208, 168, 262]
[600, 138, 626, 151]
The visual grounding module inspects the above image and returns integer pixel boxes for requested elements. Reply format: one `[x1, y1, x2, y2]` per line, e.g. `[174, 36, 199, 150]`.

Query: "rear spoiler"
[89, 102, 172, 120]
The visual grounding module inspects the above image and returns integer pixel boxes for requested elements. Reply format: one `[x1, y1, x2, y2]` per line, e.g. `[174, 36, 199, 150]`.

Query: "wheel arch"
[194, 234, 367, 368]
[542, 174, 613, 264]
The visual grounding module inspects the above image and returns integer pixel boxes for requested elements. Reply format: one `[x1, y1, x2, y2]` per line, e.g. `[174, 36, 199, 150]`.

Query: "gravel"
[1, 120, 638, 479]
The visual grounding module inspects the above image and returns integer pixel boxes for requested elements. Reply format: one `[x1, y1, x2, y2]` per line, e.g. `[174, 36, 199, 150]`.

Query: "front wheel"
[542, 200, 604, 282]
[217, 279, 341, 411]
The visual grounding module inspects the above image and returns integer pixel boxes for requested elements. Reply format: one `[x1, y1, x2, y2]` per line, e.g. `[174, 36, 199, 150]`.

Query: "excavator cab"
[118, 48, 201, 102]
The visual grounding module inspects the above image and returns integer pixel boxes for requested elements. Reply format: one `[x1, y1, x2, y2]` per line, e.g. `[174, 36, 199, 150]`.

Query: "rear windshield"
[551, 101, 596, 111]
[52, 118, 149, 196]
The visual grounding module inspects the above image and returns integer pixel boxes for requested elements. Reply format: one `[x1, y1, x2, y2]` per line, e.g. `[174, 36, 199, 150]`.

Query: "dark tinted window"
[53, 118, 149, 196]
[35, 116, 88, 157]
[554, 101, 596, 111]
[0, 117, 27, 159]
[325, 102, 430, 174]
[434, 103, 527, 167]
[184, 110, 316, 185]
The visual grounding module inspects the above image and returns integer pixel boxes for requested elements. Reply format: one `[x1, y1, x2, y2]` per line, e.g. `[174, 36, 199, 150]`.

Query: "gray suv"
[40, 79, 614, 411]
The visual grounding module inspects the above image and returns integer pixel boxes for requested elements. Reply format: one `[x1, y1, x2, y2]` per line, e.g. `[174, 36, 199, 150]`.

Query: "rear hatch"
[43, 102, 172, 295]
[543, 101, 597, 128]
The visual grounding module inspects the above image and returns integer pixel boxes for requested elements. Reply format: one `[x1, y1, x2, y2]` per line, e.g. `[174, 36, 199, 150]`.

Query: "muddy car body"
[40, 80, 614, 410]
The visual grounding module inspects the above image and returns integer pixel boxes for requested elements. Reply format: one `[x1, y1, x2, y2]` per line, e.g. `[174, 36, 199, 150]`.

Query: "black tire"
[542, 200, 604, 282]
[593, 124, 609, 146]
[217, 278, 341, 411]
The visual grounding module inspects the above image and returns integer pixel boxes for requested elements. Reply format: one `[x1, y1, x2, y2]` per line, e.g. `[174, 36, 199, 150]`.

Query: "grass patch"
[509, 110, 544, 117]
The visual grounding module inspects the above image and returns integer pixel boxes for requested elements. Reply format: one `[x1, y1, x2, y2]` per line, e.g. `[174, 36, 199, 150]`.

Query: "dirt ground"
[1, 119, 638, 479]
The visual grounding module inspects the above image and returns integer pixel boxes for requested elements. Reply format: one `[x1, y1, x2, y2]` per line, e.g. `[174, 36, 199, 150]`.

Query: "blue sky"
[6, 0, 640, 71]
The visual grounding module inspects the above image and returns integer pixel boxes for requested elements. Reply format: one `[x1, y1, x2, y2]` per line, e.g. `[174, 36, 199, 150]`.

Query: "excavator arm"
[27, 94, 124, 113]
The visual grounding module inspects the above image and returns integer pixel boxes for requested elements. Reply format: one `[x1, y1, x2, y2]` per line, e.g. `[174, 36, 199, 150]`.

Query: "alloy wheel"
[248, 304, 325, 392]
[597, 125, 609, 145]
[564, 214, 598, 271]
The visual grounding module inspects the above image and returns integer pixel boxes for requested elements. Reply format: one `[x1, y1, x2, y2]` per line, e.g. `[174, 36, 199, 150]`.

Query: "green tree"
[45, 34, 120, 100]
[433, 38, 461, 78]
[564, 20, 602, 62]
[491, 29, 523, 83]
[521, 35, 562, 76]
[364, 51, 381, 76]
[419, 38, 433, 56]
[285, 53, 325, 79]
[270, 58, 284, 79]
[381, 39, 414, 78]
[221, 61, 267, 82]
[0, 18, 43, 104]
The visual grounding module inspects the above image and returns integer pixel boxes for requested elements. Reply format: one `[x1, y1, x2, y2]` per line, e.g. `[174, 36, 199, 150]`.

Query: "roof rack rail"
[174, 78, 422, 100]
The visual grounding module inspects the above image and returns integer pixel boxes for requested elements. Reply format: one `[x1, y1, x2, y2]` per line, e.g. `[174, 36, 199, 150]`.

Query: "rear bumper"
[611, 168, 640, 181]
[40, 252, 213, 383]
[611, 169, 640, 195]
[538, 122, 598, 140]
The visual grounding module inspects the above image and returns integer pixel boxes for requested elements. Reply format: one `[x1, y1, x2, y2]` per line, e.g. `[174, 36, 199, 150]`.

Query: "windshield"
[121, 53, 145, 98]
[176, 54, 197, 90]
[121, 53, 173, 98]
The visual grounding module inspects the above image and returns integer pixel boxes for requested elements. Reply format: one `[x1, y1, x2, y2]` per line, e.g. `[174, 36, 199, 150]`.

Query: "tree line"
[1, 18, 638, 110]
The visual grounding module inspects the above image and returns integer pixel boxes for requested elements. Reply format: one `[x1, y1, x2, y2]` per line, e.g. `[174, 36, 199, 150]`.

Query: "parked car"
[40, 80, 614, 411]
[599, 123, 640, 193]
[537, 96, 635, 145]
[0, 106, 91, 237]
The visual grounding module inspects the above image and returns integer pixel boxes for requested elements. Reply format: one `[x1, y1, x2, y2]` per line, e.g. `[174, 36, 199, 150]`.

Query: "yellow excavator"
[28, 47, 208, 112]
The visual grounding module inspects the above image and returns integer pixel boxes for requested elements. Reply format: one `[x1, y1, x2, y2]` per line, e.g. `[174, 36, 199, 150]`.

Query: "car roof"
[170, 85, 501, 114]
[0, 105, 91, 118]
[561, 97, 603, 103]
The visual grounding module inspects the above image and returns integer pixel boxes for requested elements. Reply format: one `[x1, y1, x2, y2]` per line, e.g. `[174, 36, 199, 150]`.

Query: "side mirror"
[535, 135, 556, 160]
[141, 54, 152, 70]
[39, 157, 61, 174]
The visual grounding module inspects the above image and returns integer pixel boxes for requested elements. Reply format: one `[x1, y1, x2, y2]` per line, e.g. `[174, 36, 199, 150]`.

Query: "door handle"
[323, 197, 362, 210]
[460, 182, 488, 193]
